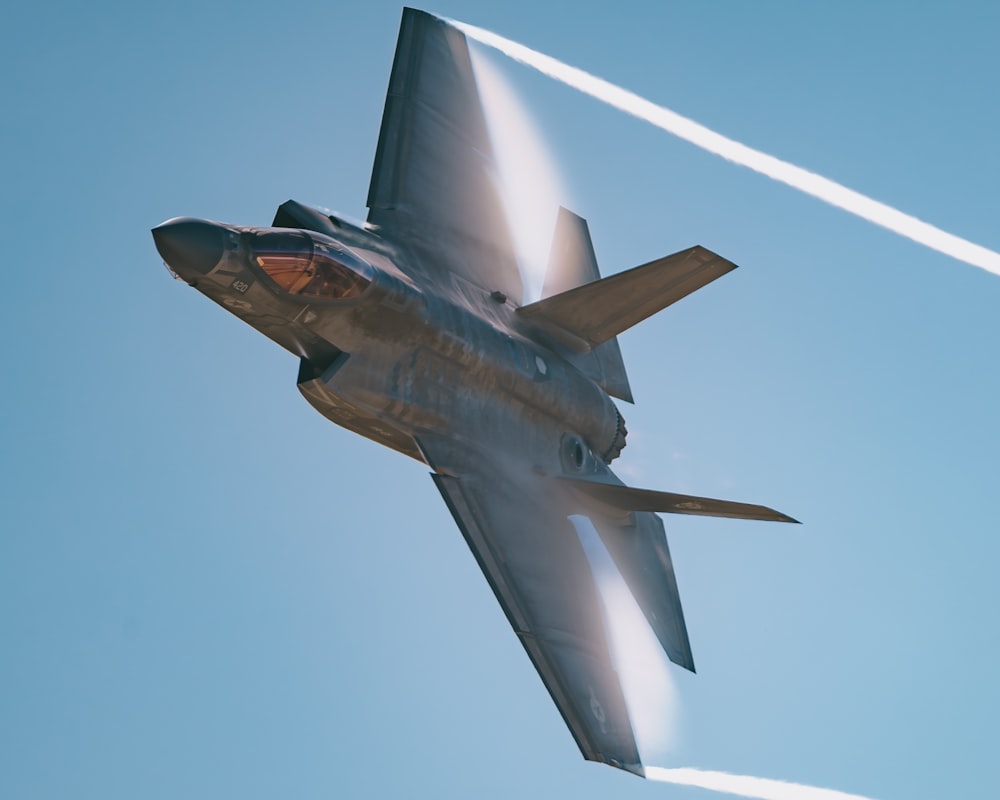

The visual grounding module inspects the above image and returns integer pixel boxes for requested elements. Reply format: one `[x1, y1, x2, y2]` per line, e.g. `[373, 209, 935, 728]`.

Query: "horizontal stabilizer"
[518, 246, 737, 348]
[562, 477, 799, 523]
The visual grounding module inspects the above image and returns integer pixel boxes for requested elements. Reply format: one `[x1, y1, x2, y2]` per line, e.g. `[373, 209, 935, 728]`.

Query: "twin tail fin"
[520, 208, 738, 404]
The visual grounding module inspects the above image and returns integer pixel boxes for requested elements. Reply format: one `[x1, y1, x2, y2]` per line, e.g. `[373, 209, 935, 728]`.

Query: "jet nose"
[152, 218, 225, 276]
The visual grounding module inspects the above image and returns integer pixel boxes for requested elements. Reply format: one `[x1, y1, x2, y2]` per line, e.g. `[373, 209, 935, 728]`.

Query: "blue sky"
[3, 2, 999, 798]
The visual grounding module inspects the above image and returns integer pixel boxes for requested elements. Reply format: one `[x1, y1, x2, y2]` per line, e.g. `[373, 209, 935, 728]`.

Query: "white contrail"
[645, 767, 878, 800]
[445, 17, 1000, 278]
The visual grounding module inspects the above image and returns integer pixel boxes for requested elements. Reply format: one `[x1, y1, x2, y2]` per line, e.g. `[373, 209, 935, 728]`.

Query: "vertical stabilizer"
[543, 207, 602, 298]
[544, 208, 633, 403]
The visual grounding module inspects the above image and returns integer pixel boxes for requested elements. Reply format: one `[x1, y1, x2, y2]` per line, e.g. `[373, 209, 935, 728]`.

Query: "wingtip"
[596, 756, 645, 778]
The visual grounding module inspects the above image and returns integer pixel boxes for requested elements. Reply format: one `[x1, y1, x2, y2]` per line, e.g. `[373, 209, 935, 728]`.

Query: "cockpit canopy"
[252, 231, 373, 300]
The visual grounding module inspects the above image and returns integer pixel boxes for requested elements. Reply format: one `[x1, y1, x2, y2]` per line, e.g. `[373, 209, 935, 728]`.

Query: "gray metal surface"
[367, 8, 523, 304]
[151, 6, 797, 778]
[519, 245, 738, 347]
[543, 208, 633, 403]
[563, 477, 801, 523]
[423, 435, 643, 774]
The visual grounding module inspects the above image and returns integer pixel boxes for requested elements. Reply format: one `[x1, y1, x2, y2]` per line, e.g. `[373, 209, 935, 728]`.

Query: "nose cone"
[152, 218, 225, 276]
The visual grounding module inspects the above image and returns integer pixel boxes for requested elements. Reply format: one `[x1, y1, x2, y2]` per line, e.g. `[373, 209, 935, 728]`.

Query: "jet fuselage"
[153, 216, 626, 473]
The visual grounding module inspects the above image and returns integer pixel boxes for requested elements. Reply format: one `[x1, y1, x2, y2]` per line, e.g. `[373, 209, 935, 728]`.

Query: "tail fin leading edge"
[539, 208, 633, 401]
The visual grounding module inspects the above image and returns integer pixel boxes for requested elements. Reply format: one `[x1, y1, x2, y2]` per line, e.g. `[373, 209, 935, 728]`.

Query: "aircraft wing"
[419, 435, 694, 774]
[367, 8, 523, 303]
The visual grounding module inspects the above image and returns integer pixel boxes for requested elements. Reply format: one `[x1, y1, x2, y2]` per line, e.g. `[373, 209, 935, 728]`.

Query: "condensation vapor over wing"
[569, 515, 678, 761]
[450, 18, 891, 799]
[446, 17, 1000, 278]
[467, 46, 567, 302]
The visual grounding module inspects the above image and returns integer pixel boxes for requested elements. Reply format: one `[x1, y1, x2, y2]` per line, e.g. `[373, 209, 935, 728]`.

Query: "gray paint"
[151, 7, 795, 778]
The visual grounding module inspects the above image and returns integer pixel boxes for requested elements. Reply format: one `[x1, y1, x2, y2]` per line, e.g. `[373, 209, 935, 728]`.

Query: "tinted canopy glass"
[253, 232, 373, 299]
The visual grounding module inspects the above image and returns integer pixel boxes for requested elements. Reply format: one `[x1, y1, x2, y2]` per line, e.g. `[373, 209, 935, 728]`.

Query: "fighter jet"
[152, 7, 796, 778]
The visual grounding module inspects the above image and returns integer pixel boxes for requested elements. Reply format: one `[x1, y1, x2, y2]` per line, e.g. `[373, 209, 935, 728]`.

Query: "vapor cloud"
[446, 17, 1000, 278]
[568, 521, 880, 799]
[467, 46, 566, 301]
[569, 515, 678, 757]
[645, 767, 878, 800]
[460, 25, 898, 798]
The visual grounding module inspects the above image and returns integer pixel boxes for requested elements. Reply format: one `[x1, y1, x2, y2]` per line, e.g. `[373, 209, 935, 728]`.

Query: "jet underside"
[152, 7, 795, 777]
